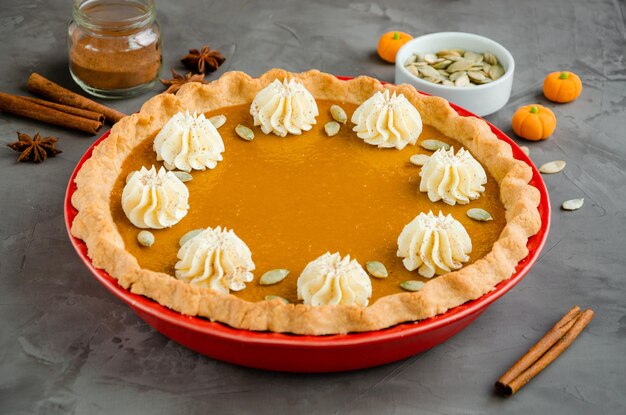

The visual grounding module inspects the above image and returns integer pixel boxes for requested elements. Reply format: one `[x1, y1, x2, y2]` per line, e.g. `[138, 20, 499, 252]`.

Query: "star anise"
[7, 132, 62, 163]
[181, 46, 225, 74]
[160, 70, 207, 94]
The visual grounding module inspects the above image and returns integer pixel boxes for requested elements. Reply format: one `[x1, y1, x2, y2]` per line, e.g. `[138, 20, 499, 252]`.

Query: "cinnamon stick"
[0, 92, 103, 135]
[496, 307, 594, 396]
[27, 73, 126, 123]
[22, 96, 105, 123]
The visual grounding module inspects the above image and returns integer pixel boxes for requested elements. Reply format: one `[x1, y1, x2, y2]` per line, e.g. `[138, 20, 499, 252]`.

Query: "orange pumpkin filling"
[110, 100, 506, 303]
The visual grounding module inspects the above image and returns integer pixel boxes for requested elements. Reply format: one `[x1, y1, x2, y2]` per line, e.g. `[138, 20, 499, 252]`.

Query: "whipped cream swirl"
[175, 226, 255, 293]
[297, 252, 372, 307]
[250, 78, 319, 137]
[351, 89, 423, 150]
[122, 166, 189, 229]
[153, 110, 225, 172]
[419, 147, 487, 205]
[397, 211, 472, 278]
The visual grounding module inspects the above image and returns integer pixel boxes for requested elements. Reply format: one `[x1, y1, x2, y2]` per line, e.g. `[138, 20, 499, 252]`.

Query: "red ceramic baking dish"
[64, 76, 550, 372]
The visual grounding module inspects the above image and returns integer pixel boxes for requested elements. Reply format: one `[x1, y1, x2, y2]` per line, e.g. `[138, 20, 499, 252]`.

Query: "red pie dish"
[65, 75, 550, 372]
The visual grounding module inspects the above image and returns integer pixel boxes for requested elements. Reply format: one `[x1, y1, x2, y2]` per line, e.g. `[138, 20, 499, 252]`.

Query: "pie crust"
[71, 69, 541, 335]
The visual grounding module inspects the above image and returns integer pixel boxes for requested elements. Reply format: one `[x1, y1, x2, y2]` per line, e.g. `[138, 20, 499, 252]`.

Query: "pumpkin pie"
[71, 69, 541, 335]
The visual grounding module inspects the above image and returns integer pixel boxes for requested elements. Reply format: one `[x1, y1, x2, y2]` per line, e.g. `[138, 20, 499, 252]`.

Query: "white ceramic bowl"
[395, 32, 515, 117]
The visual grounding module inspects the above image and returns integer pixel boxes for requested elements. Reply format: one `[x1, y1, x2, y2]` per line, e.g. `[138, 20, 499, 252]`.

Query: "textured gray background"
[1, 0, 625, 414]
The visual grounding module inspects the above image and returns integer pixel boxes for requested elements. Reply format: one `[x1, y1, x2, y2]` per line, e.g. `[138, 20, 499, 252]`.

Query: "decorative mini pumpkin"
[511, 105, 557, 141]
[543, 71, 583, 103]
[377, 31, 413, 63]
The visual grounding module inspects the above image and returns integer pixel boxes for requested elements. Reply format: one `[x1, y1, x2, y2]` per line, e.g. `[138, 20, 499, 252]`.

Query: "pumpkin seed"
[235, 124, 255, 141]
[489, 64, 505, 80]
[483, 52, 498, 65]
[260, 269, 290, 285]
[126, 172, 136, 183]
[424, 53, 438, 64]
[137, 230, 155, 247]
[410, 154, 431, 166]
[454, 73, 471, 87]
[539, 160, 566, 174]
[209, 114, 227, 129]
[442, 79, 455, 87]
[420, 139, 450, 151]
[520, 146, 530, 156]
[467, 208, 494, 221]
[447, 59, 475, 73]
[424, 76, 442, 84]
[330, 105, 347, 124]
[437, 49, 461, 58]
[366, 261, 388, 278]
[400, 280, 425, 292]
[173, 171, 193, 182]
[444, 54, 463, 61]
[464, 51, 484, 64]
[407, 65, 420, 77]
[432, 59, 452, 69]
[179, 228, 204, 247]
[468, 70, 486, 82]
[449, 71, 467, 82]
[562, 198, 584, 211]
[324, 121, 340, 137]
[264, 295, 290, 304]
[418, 65, 442, 79]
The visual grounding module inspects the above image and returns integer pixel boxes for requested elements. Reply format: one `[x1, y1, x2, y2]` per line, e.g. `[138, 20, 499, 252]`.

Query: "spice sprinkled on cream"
[121, 166, 189, 229]
[419, 147, 487, 205]
[297, 252, 372, 307]
[250, 78, 319, 137]
[153, 110, 225, 172]
[351, 89, 423, 150]
[397, 211, 472, 278]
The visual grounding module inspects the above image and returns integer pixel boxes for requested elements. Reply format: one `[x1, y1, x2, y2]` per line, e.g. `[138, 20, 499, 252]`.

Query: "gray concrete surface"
[1, 0, 625, 414]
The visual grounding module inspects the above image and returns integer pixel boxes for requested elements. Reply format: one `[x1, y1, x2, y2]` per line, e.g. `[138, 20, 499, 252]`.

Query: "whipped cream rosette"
[250, 78, 319, 137]
[419, 147, 487, 205]
[122, 166, 189, 229]
[153, 110, 225, 172]
[175, 226, 255, 294]
[351, 89, 423, 150]
[297, 252, 372, 307]
[397, 211, 472, 278]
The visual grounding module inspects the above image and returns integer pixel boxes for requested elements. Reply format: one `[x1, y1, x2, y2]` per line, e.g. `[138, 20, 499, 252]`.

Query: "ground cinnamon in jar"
[68, 0, 162, 98]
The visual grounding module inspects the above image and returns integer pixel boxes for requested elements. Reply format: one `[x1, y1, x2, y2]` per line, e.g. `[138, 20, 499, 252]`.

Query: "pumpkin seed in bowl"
[404, 49, 505, 87]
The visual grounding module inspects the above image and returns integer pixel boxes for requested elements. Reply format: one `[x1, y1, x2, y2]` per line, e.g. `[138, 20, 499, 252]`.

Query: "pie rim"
[70, 69, 541, 335]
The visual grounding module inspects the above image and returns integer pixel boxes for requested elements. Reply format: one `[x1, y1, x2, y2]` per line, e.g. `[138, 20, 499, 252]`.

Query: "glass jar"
[68, 0, 162, 99]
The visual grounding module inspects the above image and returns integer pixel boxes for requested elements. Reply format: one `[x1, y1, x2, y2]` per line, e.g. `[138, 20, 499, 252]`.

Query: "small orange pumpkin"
[377, 31, 413, 63]
[543, 71, 582, 103]
[511, 104, 557, 141]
